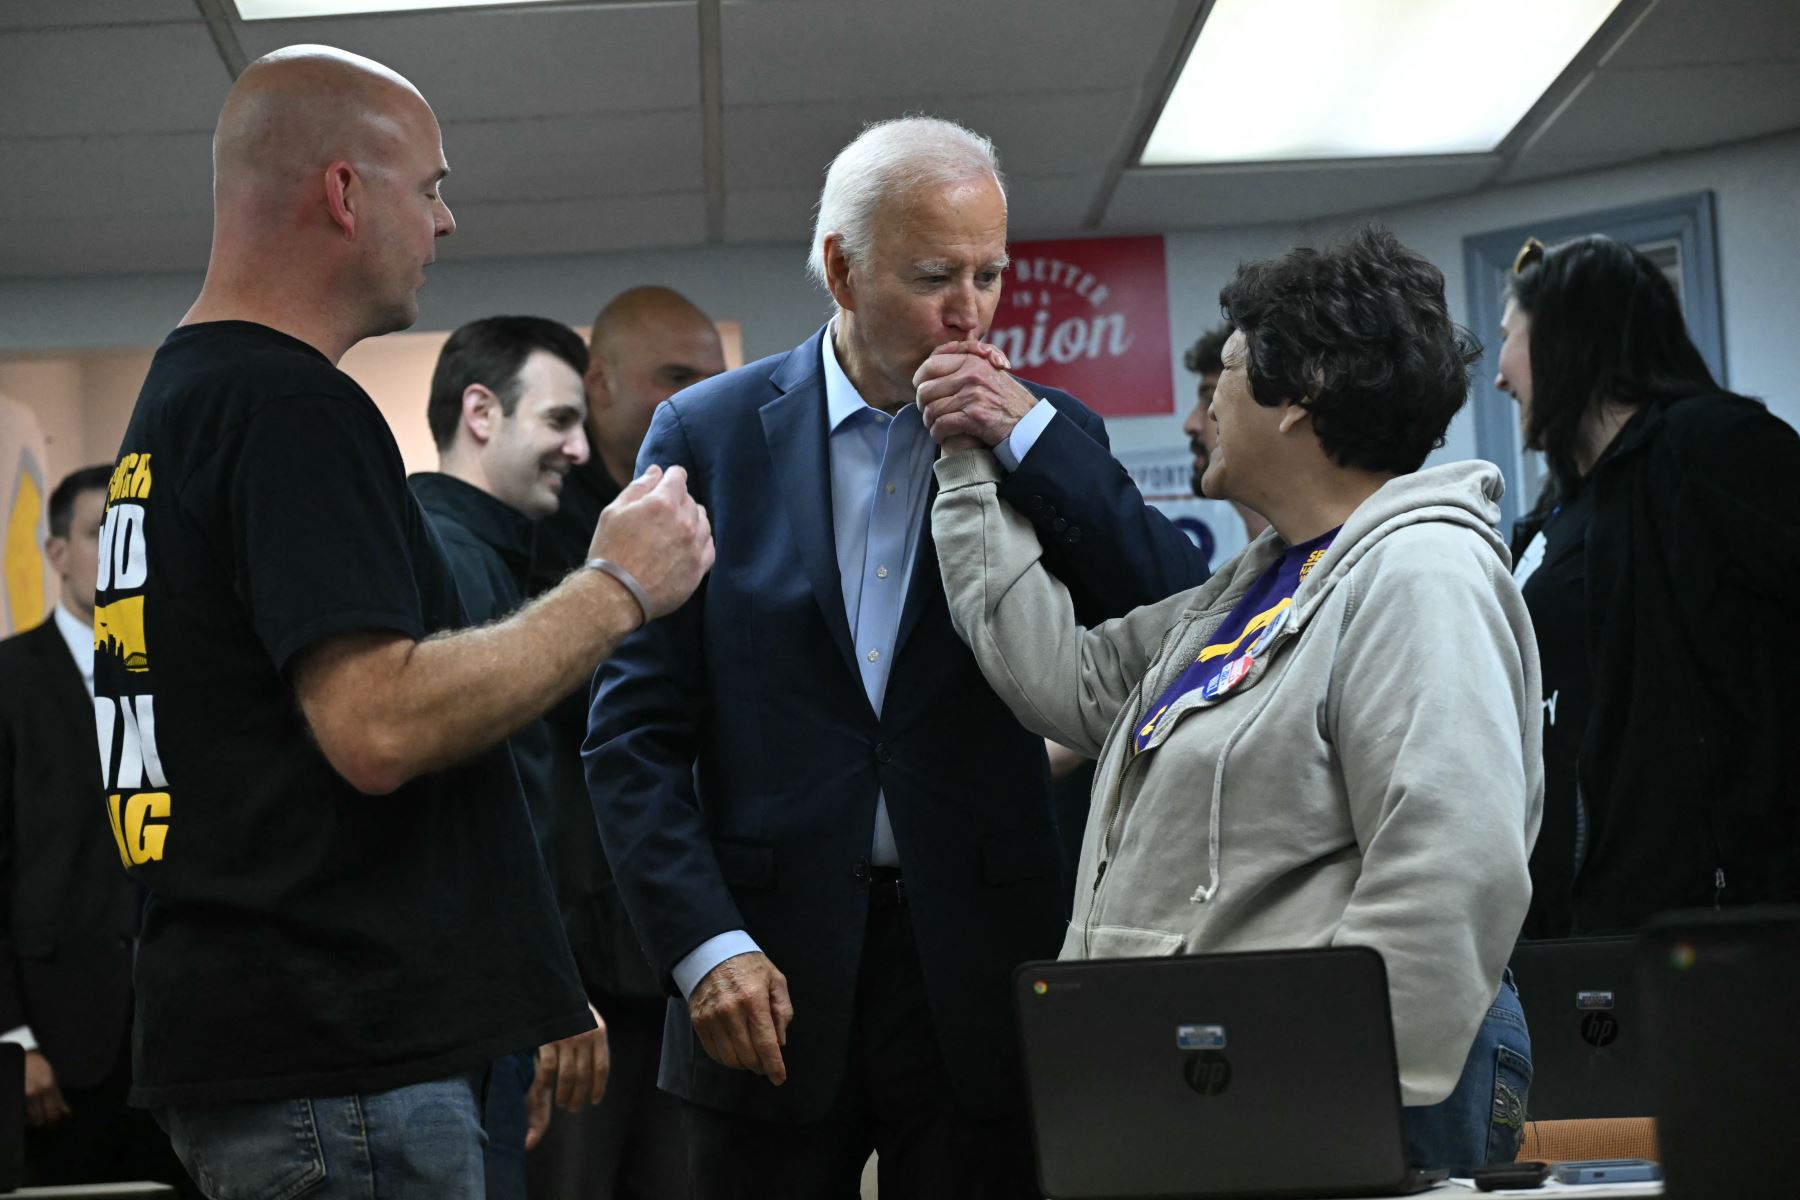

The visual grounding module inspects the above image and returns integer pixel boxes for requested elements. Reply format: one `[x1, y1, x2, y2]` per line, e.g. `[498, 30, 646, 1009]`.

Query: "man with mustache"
[410, 314, 612, 1198]
[1182, 322, 1269, 543]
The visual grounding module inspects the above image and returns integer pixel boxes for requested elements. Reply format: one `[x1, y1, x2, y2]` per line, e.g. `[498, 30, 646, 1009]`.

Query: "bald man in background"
[526, 286, 723, 1200]
[91, 47, 714, 1198]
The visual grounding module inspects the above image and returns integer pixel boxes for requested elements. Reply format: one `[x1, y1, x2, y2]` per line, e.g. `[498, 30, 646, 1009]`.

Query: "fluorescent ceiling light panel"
[1141, 0, 1623, 165]
[235, 0, 570, 18]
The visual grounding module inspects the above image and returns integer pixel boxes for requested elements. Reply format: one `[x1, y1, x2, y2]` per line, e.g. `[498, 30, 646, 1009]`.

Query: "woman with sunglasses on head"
[928, 227, 1542, 1174]
[1499, 235, 1800, 938]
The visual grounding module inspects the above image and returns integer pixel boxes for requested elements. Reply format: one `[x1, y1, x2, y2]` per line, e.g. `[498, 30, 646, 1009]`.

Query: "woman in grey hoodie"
[929, 228, 1544, 1174]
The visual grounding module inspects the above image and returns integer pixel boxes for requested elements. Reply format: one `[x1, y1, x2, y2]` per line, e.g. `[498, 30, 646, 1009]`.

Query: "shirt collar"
[52, 603, 94, 679]
[822, 317, 890, 433]
[408, 472, 533, 567]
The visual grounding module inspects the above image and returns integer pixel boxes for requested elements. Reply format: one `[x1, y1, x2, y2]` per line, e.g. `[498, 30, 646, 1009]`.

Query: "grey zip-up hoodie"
[933, 452, 1543, 1105]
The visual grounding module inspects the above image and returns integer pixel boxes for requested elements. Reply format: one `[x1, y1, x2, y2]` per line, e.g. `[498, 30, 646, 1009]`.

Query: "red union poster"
[990, 234, 1173, 417]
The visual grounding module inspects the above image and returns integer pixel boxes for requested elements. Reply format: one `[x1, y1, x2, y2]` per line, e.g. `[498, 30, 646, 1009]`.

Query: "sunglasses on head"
[1512, 237, 1546, 275]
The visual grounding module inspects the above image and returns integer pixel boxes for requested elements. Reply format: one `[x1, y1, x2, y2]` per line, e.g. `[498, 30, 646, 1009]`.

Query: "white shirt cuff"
[672, 931, 763, 1001]
[991, 398, 1056, 472]
[1, 1025, 38, 1052]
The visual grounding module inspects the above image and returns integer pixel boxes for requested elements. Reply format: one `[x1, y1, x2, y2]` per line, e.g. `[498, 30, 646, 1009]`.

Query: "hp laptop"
[1014, 946, 1447, 1199]
[1507, 935, 1645, 1118]
[1641, 907, 1800, 1198]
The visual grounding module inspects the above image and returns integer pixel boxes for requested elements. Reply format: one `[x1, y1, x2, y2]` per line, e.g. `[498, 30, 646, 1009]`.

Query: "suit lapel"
[759, 332, 861, 686]
[28, 618, 95, 746]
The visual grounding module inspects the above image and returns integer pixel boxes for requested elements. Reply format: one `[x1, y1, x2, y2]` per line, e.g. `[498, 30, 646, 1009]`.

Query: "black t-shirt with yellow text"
[93, 321, 589, 1106]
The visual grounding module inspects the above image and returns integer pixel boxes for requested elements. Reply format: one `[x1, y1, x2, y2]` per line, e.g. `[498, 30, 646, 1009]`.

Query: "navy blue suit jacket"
[584, 327, 1208, 1123]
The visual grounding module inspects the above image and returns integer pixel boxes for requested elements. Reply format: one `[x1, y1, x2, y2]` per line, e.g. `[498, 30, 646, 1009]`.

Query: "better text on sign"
[991, 235, 1173, 418]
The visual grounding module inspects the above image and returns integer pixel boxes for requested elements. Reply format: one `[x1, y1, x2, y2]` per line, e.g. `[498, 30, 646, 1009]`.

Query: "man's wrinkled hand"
[914, 339, 1037, 448]
[587, 464, 716, 620]
[689, 951, 793, 1085]
[24, 1049, 71, 1128]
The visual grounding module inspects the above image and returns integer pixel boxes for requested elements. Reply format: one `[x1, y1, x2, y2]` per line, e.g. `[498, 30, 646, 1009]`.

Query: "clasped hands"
[912, 338, 1038, 454]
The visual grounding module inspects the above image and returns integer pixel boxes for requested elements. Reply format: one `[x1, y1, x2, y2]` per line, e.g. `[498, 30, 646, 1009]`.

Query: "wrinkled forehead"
[1220, 329, 1249, 366]
[873, 176, 1008, 260]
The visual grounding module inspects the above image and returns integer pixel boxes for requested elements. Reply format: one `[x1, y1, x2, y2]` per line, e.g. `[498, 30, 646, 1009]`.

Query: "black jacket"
[1513, 394, 1800, 934]
[410, 472, 558, 850]
[524, 457, 665, 1002]
[0, 618, 139, 1088]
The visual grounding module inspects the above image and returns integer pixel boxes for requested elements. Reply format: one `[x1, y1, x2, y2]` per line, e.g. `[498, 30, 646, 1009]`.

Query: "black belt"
[868, 865, 907, 909]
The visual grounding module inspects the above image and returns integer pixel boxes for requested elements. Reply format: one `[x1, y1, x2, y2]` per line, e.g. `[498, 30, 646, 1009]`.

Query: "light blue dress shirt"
[671, 327, 1053, 998]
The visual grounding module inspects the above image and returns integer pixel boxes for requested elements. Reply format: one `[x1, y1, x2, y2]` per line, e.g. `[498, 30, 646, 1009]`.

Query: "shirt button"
[874, 743, 893, 764]
[867, 649, 880, 662]
[876, 565, 889, 580]
[885, 483, 897, 495]
[1052, 517, 1068, 532]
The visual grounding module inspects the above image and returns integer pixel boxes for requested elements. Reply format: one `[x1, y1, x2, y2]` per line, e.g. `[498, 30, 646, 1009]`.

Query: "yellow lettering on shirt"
[123, 792, 171, 864]
[105, 793, 131, 869]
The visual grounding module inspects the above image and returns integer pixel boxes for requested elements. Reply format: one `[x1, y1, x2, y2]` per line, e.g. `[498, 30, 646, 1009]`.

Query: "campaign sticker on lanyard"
[1245, 604, 1290, 656]
[1201, 652, 1253, 701]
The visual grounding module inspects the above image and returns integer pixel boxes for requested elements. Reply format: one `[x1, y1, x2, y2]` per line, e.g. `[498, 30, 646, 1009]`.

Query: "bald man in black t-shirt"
[94, 46, 713, 1200]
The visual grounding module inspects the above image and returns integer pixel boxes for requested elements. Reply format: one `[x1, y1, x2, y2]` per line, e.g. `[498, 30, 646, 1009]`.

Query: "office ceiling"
[1, 0, 1796, 278]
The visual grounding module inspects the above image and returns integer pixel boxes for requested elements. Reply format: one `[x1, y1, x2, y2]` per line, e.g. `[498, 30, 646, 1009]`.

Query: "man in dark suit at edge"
[585, 117, 1209, 1199]
[0, 466, 186, 1189]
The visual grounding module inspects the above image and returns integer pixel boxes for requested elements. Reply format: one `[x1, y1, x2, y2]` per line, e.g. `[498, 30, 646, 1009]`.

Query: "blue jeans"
[157, 1073, 487, 1200]
[1402, 971, 1532, 1174]
[482, 1051, 537, 1200]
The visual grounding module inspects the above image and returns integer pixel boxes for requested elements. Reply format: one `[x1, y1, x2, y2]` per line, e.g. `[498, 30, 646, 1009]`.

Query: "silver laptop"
[1014, 946, 1446, 1199]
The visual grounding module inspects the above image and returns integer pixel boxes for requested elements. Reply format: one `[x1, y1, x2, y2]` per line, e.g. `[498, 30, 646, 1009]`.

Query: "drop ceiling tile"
[724, 88, 1137, 189]
[0, 213, 213, 279]
[1603, 0, 1800, 67]
[722, 186, 817, 244]
[0, 24, 230, 138]
[0, 0, 197, 30]
[234, 4, 699, 121]
[0, 132, 214, 222]
[1507, 63, 1800, 182]
[723, 0, 1179, 105]
[438, 193, 708, 260]
[443, 109, 704, 203]
[1104, 158, 1500, 231]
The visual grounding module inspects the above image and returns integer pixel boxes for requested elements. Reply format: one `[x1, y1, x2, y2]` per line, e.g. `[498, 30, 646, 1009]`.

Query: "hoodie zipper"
[1085, 616, 1194, 956]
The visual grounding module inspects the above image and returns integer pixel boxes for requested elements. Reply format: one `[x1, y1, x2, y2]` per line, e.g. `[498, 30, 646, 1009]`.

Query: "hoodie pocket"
[1084, 924, 1184, 959]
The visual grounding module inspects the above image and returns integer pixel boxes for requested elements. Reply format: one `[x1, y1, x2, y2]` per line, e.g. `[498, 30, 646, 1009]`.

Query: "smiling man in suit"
[0, 466, 184, 1189]
[585, 117, 1207, 1199]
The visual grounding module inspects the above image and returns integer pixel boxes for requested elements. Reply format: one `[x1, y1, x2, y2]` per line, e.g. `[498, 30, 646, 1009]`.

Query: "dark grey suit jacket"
[0, 618, 138, 1088]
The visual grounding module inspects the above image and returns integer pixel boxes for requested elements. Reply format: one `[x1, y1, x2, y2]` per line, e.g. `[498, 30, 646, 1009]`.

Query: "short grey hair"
[806, 116, 1006, 292]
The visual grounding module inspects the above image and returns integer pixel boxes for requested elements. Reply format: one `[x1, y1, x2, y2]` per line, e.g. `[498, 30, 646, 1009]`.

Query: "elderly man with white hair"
[586, 117, 1204, 1198]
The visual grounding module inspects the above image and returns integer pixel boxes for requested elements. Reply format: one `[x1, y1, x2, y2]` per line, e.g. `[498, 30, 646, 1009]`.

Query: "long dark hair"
[1508, 235, 1745, 500]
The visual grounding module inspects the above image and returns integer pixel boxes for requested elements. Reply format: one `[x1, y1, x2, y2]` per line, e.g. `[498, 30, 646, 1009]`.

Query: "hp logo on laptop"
[1183, 1051, 1233, 1096]
[1580, 1011, 1620, 1047]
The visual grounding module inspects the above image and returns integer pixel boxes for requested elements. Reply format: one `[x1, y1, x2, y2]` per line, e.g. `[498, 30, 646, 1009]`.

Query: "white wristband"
[583, 557, 650, 628]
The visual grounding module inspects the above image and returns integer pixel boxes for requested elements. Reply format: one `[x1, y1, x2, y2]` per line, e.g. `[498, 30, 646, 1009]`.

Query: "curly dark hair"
[1219, 226, 1480, 474]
